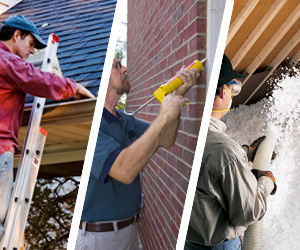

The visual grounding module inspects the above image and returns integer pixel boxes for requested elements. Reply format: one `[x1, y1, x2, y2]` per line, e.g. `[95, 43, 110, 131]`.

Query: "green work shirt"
[187, 117, 274, 246]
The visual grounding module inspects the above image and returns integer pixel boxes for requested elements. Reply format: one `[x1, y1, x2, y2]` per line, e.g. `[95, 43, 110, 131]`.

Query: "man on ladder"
[0, 15, 94, 238]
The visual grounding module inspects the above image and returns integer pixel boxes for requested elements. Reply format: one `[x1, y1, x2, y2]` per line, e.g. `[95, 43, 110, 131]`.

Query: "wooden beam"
[41, 148, 87, 165]
[22, 98, 96, 126]
[43, 142, 88, 154]
[231, 0, 288, 68]
[226, 0, 260, 46]
[0, 2, 9, 7]
[13, 148, 87, 167]
[0, 0, 22, 15]
[290, 49, 300, 68]
[243, 3, 300, 78]
[244, 28, 300, 104]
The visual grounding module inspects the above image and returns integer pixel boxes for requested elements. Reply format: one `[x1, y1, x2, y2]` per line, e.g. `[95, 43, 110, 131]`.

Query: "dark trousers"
[184, 237, 241, 250]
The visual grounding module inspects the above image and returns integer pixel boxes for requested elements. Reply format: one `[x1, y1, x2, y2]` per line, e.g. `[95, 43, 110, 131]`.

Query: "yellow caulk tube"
[153, 59, 206, 103]
[124, 58, 207, 115]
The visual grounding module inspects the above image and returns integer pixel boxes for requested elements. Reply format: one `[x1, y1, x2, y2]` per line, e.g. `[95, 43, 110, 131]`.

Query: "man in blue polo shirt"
[75, 58, 200, 250]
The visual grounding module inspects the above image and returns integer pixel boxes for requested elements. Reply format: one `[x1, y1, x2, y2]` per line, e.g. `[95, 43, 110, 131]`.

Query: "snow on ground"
[222, 68, 300, 250]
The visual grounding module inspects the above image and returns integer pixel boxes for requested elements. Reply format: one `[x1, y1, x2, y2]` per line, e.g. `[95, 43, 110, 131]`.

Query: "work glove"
[242, 136, 266, 162]
[242, 136, 277, 162]
[251, 169, 277, 195]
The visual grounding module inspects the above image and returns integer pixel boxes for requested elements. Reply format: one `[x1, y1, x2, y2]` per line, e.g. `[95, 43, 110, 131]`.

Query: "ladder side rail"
[13, 129, 47, 249]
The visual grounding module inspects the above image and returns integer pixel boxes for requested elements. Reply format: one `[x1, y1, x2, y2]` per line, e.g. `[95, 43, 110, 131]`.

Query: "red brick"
[188, 35, 206, 52]
[180, 105, 188, 119]
[171, 219, 179, 236]
[164, 44, 172, 57]
[176, 159, 189, 176]
[184, 0, 197, 12]
[177, 0, 183, 5]
[167, 1, 177, 20]
[182, 176, 189, 193]
[198, 70, 207, 87]
[182, 148, 195, 166]
[184, 18, 198, 40]
[176, 185, 187, 205]
[177, 13, 189, 33]
[188, 103, 205, 118]
[184, 119, 201, 135]
[198, 18, 207, 33]
[188, 2, 199, 21]
[171, 168, 183, 187]
[165, 199, 176, 219]
[171, 144, 183, 157]
[160, 34, 170, 50]
[177, 43, 188, 61]
[176, 131, 187, 146]
[172, 32, 184, 50]
[186, 165, 192, 180]
[165, 225, 176, 247]
[164, 175, 176, 194]
[172, 3, 184, 26]
[159, 190, 167, 206]
[128, 0, 208, 248]
[187, 135, 198, 150]
[164, 19, 172, 38]
[164, 66, 174, 80]
[171, 194, 184, 215]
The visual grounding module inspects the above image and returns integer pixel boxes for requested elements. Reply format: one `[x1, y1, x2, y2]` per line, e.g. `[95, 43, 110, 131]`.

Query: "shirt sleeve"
[3, 54, 76, 100]
[91, 115, 150, 183]
[221, 153, 273, 227]
[99, 148, 122, 183]
[90, 129, 122, 182]
[132, 116, 150, 137]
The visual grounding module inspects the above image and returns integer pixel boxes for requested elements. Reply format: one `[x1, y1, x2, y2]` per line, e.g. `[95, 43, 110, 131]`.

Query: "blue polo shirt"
[81, 108, 150, 222]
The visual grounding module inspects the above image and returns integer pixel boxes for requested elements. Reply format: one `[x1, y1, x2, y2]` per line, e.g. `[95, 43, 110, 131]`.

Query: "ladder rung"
[29, 59, 44, 67]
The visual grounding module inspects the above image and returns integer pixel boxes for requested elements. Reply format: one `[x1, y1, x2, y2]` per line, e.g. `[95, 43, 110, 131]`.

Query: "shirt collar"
[209, 116, 227, 133]
[0, 41, 11, 52]
[103, 107, 123, 123]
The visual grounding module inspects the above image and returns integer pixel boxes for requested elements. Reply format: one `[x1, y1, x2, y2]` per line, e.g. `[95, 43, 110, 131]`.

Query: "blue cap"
[4, 15, 47, 49]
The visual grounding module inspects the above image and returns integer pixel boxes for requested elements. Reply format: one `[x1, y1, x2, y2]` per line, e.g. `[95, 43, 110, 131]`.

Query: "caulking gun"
[124, 58, 207, 115]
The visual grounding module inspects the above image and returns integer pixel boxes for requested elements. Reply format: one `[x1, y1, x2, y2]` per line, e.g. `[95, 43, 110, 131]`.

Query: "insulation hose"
[242, 129, 277, 250]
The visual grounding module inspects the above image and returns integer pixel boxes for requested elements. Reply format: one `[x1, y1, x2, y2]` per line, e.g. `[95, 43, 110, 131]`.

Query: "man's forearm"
[108, 114, 171, 184]
[109, 94, 188, 184]
[159, 115, 180, 148]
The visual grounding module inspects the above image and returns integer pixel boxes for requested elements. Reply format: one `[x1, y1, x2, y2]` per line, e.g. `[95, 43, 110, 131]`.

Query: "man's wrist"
[156, 111, 170, 126]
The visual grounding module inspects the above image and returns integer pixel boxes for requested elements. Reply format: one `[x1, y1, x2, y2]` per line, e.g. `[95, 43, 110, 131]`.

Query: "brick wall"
[127, 0, 207, 249]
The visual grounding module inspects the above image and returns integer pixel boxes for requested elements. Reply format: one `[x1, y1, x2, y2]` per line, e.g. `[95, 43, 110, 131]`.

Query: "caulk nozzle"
[201, 58, 207, 64]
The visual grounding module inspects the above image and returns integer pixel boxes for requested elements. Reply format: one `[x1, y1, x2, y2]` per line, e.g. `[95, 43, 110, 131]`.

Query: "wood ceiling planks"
[226, 0, 300, 105]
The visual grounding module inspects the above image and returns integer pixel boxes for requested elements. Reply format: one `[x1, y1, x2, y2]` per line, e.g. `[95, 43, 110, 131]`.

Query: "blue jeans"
[185, 237, 242, 250]
[0, 151, 13, 236]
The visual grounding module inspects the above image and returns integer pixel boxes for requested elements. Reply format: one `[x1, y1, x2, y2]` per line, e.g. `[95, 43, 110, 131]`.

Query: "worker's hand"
[242, 136, 266, 162]
[174, 67, 200, 96]
[251, 169, 277, 195]
[75, 83, 95, 100]
[159, 94, 189, 121]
